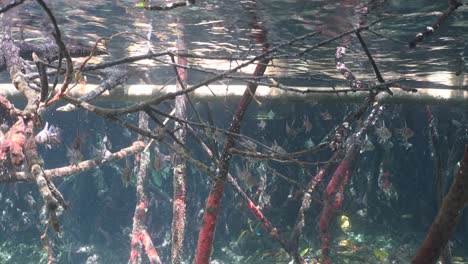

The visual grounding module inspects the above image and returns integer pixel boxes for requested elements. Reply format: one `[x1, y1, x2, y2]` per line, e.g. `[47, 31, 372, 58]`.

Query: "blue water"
[0, 0, 467, 263]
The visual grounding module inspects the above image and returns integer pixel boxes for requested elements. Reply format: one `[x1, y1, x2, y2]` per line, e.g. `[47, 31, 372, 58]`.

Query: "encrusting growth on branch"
[7, 141, 145, 182]
[129, 113, 162, 264]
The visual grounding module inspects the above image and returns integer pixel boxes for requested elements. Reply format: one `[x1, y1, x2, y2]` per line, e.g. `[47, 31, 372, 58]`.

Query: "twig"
[9, 141, 146, 182]
[35, 0, 73, 106]
[409, 0, 463, 48]
[32, 53, 49, 104]
[0, 0, 24, 14]
[355, 30, 392, 95]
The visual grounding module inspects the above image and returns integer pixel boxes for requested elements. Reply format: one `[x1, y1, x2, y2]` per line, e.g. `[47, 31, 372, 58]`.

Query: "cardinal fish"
[92, 135, 112, 162]
[152, 146, 170, 172]
[66, 133, 84, 165]
[35, 122, 62, 148]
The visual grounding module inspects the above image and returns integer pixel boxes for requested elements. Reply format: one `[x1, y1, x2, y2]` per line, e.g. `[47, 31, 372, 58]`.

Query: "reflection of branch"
[32, 53, 49, 103]
[409, 0, 463, 48]
[36, 0, 73, 106]
[295, 19, 385, 57]
[269, 78, 405, 94]
[25, 51, 170, 80]
[83, 51, 169, 72]
[356, 31, 392, 95]
[0, 0, 24, 14]
[62, 30, 321, 117]
[0, 40, 106, 73]
[57, 68, 129, 112]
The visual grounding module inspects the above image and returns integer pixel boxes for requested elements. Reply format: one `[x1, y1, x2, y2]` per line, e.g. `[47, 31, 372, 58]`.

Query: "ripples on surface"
[1, 0, 467, 89]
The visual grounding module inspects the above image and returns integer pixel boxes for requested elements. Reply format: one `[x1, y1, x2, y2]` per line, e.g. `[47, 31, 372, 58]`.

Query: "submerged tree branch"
[412, 145, 468, 264]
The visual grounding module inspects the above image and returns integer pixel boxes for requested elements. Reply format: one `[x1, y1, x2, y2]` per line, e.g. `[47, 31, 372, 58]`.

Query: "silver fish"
[66, 134, 84, 165]
[236, 163, 258, 192]
[92, 146, 112, 162]
[238, 137, 257, 151]
[152, 146, 170, 172]
[360, 135, 375, 153]
[257, 120, 267, 130]
[285, 121, 297, 137]
[103, 135, 112, 150]
[35, 122, 62, 148]
[0, 121, 9, 134]
[92, 134, 112, 162]
[271, 140, 287, 155]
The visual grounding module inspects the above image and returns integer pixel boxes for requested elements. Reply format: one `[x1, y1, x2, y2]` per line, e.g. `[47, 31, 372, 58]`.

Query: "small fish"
[401, 141, 412, 150]
[257, 120, 267, 130]
[102, 148, 112, 161]
[285, 120, 297, 137]
[320, 110, 333, 120]
[451, 119, 462, 127]
[66, 133, 84, 165]
[356, 209, 367, 217]
[238, 137, 257, 151]
[75, 245, 94, 254]
[153, 146, 170, 171]
[375, 121, 392, 144]
[24, 194, 36, 209]
[398, 126, 414, 142]
[236, 164, 258, 192]
[400, 214, 414, 219]
[103, 134, 112, 150]
[305, 138, 315, 148]
[0, 121, 9, 134]
[303, 115, 312, 133]
[56, 103, 76, 112]
[271, 140, 287, 155]
[92, 134, 112, 162]
[212, 130, 225, 145]
[360, 135, 375, 153]
[396, 123, 414, 150]
[339, 215, 351, 232]
[267, 110, 275, 120]
[35, 122, 62, 148]
[383, 140, 394, 150]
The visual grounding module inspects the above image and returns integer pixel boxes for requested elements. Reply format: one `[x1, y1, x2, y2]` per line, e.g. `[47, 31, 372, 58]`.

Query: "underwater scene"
[0, 0, 468, 264]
